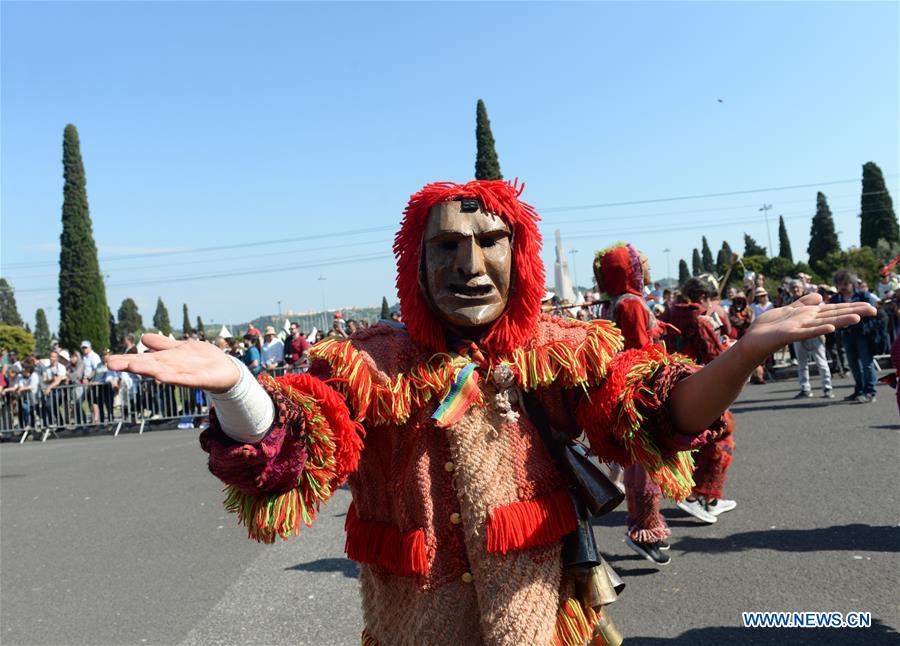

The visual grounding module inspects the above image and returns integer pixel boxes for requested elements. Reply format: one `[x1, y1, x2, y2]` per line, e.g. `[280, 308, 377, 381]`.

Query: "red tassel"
[344, 503, 428, 576]
[486, 488, 578, 554]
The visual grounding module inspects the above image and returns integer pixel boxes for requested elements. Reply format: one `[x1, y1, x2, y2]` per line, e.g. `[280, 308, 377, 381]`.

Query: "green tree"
[0, 324, 35, 357]
[108, 309, 120, 352]
[0, 278, 23, 327]
[196, 315, 205, 336]
[777, 215, 793, 262]
[475, 99, 502, 180]
[817, 246, 881, 287]
[691, 248, 702, 276]
[808, 192, 840, 273]
[116, 298, 143, 338]
[860, 161, 898, 247]
[678, 259, 691, 285]
[380, 296, 390, 320]
[715, 248, 728, 275]
[34, 308, 52, 355]
[743, 233, 767, 257]
[765, 256, 794, 281]
[58, 124, 109, 351]
[182, 303, 191, 336]
[153, 298, 172, 336]
[701, 236, 715, 273]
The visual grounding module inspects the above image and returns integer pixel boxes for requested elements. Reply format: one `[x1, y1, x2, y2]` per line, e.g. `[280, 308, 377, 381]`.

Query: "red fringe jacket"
[199, 315, 724, 646]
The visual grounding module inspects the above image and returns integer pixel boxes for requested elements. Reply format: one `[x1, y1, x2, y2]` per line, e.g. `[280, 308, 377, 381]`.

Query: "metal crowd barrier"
[0, 377, 209, 443]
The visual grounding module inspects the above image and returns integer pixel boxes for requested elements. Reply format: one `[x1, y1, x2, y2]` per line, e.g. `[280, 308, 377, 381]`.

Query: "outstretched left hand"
[740, 292, 876, 361]
[671, 293, 875, 435]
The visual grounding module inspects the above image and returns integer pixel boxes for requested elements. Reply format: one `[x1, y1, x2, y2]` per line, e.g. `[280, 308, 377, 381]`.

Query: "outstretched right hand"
[107, 334, 241, 394]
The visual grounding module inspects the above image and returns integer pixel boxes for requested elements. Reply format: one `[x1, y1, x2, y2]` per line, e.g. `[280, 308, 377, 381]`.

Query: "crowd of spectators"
[3, 267, 892, 439]
[561, 263, 897, 404]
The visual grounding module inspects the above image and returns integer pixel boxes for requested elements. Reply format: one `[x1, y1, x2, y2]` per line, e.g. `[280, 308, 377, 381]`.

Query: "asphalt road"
[1, 379, 898, 645]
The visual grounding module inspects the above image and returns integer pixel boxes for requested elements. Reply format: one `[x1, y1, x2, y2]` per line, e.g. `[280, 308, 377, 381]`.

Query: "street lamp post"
[569, 248, 579, 287]
[759, 204, 774, 256]
[663, 248, 671, 283]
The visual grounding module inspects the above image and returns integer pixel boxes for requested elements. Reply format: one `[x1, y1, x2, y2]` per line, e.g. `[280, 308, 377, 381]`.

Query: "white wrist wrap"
[206, 357, 275, 444]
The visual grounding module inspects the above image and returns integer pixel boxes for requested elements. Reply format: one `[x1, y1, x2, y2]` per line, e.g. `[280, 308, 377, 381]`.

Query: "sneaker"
[822, 390, 835, 399]
[862, 394, 877, 404]
[625, 536, 671, 566]
[843, 393, 863, 402]
[657, 539, 671, 551]
[677, 498, 717, 524]
[794, 391, 813, 399]
[705, 498, 737, 516]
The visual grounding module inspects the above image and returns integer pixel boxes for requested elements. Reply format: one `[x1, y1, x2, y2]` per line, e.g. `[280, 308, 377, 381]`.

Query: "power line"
[4, 175, 894, 271]
[537, 177, 897, 213]
[11, 206, 857, 295]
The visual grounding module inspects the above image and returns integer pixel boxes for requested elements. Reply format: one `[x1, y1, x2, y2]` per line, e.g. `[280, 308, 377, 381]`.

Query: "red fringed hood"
[393, 180, 545, 356]
[593, 243, 644, 298]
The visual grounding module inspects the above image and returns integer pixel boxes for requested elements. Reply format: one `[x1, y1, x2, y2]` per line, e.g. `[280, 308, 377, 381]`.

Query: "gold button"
[461, 571, 474, 584]
[450, 512, 462, 525]
[444, 461, 455, 473]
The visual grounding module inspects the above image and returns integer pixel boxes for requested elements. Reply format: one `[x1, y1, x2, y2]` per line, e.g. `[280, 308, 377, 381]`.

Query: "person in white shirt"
[261, 326, 285, 370]
[80, 340, 102, 382]
[3, 363, 39, 429]
[41, 350, 68, 426]
[750, 287, 774, 318]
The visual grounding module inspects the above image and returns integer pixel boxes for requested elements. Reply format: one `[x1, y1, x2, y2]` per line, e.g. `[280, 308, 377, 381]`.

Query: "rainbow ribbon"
[431, 362, 481, 428]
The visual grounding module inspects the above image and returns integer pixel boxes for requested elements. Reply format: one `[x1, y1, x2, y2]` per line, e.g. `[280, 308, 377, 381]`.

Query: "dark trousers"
[825, 332, 848, 374]
[843, 333, 877, 397]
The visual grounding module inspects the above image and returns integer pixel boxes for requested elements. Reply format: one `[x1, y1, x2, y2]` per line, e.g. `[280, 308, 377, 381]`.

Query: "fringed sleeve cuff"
[199, 372, 364, 543]
[575, 344, 725, 500]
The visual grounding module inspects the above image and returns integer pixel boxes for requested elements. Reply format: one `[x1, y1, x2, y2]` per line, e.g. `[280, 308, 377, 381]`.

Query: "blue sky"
[2, 1, 898, 333]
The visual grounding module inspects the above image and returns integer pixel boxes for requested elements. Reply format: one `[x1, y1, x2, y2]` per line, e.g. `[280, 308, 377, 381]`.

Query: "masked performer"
[664, 277, 738, 522]
[110, 181, 873, 646]
[593, 244, 671, 565]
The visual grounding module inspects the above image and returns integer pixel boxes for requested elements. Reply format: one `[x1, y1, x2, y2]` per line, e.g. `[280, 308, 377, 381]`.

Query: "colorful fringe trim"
[508, 320, 622, 392]
[311, 319, 621, 426]
[344, 503, 428, 576]
[223, 374, 364, 543]
[487, 487, 578, 554]
[552, 598, 602, 646]
[311, 336, 461, 426]
[611, 345, 697, 500]
[361, 628, 378, 646]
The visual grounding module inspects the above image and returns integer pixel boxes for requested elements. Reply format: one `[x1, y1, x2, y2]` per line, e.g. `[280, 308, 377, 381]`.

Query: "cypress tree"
[701, 236, 715, 272]
[678, 259, 691, 285]
[715, 241, 735, 275]
[35, 309, 52, 355]
[380, 296, 390, 320]
[808, 192, 840, 271]
[691, 248, 702, 276]
[475, 99, 502, 180]
[743, 233, 767, 257]
[24, 323, 32, 335]
[58, 124, 109, 350]
[108, 309, 120, 352]
[196, 315, 205, 336]
[860, 161, 898, 247]
[0, 278, 23, 327]
[182, 303, 191, 336]
[715, 248, 729, 275]
[153, 298, 172, 336]
[778, 215, 793, 262]
[116, 298, 143, 338]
